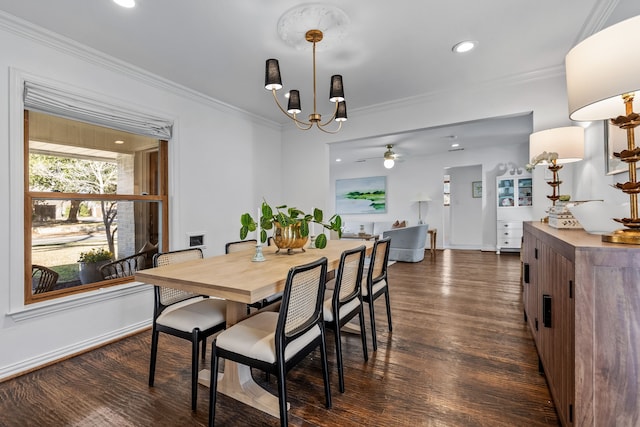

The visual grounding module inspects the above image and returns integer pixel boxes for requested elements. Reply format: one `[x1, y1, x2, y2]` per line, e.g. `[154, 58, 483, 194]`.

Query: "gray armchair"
[382, 224, 428, 262]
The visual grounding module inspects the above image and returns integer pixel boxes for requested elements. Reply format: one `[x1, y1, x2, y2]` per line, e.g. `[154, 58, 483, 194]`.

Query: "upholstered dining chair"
[224, 239, 257, 254]
[31, 264, 58, 294]
[362, 237, 393, 351]
[323, 245, 368, 393]
[208, 257, 331, 427]
[148, 247, 226, 411]
[225, 239, 283, 313]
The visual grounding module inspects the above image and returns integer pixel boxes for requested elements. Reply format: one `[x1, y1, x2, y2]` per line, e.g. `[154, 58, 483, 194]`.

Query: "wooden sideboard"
[522, 222, 640, 426]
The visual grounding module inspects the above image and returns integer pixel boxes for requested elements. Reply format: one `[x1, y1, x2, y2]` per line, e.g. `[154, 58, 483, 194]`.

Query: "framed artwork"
[336, 176, 386, 214]
[472, 181, 482, 198]
[605, 120, 629, 175]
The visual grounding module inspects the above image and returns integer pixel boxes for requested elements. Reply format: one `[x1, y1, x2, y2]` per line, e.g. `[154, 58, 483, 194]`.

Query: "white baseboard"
[0, 321, 150, 381]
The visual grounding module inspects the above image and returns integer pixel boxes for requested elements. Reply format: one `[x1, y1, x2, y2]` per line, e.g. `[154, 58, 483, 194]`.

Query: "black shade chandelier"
[265, 29, 347, 133]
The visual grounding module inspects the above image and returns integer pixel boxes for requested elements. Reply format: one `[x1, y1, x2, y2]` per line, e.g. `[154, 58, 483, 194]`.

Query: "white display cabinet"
[496, 175, 533, 253]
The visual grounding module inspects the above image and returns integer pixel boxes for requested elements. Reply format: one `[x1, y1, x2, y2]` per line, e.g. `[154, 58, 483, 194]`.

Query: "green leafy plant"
[240, 200, 342, 249]
[78, 247, 113, 263]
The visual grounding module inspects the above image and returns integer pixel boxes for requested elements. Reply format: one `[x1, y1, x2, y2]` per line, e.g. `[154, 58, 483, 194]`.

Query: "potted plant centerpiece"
[78, 247, 113, 284]
[240, 201, 342, 253]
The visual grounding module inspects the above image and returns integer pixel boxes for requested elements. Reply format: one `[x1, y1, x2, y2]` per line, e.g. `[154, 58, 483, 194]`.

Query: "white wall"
[0, 17, 281, 379]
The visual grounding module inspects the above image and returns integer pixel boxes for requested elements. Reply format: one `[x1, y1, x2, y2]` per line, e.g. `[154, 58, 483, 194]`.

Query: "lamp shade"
[383, 158, 395, 169]
[287, 90, 301, 114]
[335, 101, 347, 122]
[529, 126, 585, 164]
[265, 59, 283, 91]
[329, 75, 345, 102]
[411, 193, 432, 202]
[566, 15, 640, 121]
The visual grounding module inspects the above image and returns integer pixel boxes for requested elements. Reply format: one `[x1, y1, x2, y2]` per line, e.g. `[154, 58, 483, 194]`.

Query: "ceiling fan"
[383, 144, 398, 168]
[354, 144, 403, 167]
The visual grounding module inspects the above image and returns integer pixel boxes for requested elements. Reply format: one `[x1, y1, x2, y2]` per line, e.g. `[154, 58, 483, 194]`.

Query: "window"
[25, 111, 169, 304]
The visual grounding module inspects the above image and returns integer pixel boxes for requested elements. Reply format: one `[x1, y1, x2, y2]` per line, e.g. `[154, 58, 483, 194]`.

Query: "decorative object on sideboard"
[527, 126, 584, 210]
[264, 5, 349, 134]
[410, 192, 432, 224]
[565, 15, 640, 244]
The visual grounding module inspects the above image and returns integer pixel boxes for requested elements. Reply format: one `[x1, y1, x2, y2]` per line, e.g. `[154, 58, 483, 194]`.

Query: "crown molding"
[573, 0, 620, 45]
[0, 10, 280, 131]
[353, 64, 566, 117]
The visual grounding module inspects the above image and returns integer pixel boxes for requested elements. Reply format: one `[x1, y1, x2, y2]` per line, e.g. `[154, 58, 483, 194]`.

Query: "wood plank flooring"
[0, 250, 559, 426]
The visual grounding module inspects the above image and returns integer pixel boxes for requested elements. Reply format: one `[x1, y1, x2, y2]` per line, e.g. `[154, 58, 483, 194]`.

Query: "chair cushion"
[361, 279, 387, 297]
[157, 297, 226, 332]
[323, 289, 361, 322]
[216, 312, 321, 363]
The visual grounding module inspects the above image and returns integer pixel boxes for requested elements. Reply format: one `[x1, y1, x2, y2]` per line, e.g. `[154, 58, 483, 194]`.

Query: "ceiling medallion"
[277, 4, 350, 51]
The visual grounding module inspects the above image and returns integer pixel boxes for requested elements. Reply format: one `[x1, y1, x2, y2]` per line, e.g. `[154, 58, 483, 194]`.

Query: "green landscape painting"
[336, 176, 386, 214]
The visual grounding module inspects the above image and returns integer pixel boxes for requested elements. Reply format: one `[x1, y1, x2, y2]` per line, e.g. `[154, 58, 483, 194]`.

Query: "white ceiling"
[1, 0, 639, 163]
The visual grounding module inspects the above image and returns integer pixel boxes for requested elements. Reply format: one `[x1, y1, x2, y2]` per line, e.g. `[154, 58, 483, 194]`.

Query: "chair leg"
[276, 361, 288, 427]
[149, 328, 159, 386]
[208, 342, 219, 427]
[358, 309, 368, 362]
[367, 299, 378, 351]
[191, 329, 200, 411]
[384, 289, 393, 332]
[201, 337, 207, 360]
[320, 330, 332, 409]
[334, 324, 345, 393]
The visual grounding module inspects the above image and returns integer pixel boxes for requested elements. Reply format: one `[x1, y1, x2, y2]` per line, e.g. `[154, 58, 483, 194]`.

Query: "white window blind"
[23, 81, 173, 139]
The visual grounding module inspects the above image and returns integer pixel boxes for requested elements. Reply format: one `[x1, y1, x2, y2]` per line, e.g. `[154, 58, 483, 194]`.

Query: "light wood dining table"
[135, 239, 373, 418]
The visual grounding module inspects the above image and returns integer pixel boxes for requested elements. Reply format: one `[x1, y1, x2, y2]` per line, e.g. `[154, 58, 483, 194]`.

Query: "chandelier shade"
[336, 101, 347, 121]
[287, 90, 301, 114]
[329, 75, 345, 102]
[264, 59, 282, 91]
[264, 29, 347, 133]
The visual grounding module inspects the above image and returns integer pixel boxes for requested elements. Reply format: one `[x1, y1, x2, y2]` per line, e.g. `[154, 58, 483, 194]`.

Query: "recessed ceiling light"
[114, 140, 125, 144]
[451, 143, 459, 148]
[113, 0, 135, 8]
[452, 40, 477, 53]
[335, 158, 342, 162]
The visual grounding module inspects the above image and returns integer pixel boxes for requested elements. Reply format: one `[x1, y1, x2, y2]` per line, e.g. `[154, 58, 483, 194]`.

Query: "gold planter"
[273, 222, 308, 254]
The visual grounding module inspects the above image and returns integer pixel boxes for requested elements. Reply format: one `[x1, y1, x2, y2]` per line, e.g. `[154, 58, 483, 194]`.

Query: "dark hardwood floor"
[0, 250, 559, 426]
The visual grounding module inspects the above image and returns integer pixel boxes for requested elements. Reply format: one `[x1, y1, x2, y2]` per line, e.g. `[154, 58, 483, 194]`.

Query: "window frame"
[23, 110, 169, 305]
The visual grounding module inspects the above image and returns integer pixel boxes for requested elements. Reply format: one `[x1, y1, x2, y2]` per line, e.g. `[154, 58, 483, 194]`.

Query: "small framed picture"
[472, 181, 482, 198]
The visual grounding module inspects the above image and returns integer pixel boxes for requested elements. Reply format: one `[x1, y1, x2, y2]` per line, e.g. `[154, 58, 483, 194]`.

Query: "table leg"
[197, 300, 288, 419]
[428, 229, 437, 258]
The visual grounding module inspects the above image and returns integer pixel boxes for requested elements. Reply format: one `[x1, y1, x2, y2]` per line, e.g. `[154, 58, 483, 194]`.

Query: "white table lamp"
[411, 193, 432, 224]
[565, 14, 640, 244]
[529, 126, 584, 206]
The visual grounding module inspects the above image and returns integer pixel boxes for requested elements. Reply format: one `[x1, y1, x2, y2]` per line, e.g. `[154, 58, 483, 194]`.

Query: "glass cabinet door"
[518, 178, 533, 206]
[498, 179, 515, 207]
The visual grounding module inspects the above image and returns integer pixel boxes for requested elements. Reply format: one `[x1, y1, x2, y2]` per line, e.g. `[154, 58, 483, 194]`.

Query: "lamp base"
[601, 228, 640, 244]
